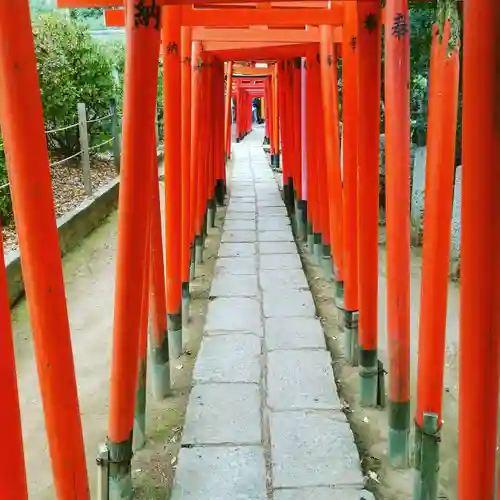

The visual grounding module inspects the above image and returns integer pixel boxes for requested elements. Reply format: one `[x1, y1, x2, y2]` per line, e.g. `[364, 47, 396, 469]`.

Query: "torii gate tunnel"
[0, 0, 497, 499]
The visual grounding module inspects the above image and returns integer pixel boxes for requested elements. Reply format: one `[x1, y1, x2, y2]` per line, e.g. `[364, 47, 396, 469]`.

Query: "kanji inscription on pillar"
[364, 12, 378, 33]
[391, 12, 409, 40]
[134, 0, 160, 29]
[166, 42, 179, 55]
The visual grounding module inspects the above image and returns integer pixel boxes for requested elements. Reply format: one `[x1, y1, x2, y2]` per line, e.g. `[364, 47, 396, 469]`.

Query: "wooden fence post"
[77, 103, 92, 195]
[110, 98, 121, 174]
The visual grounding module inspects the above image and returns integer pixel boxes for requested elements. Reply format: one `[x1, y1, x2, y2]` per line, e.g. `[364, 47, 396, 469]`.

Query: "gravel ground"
[2, 153, 118, 254]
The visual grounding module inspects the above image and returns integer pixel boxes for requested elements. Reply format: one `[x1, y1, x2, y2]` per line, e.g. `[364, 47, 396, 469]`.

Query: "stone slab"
[255, 187, 279, 194]
[215, 257, 257, 275]
[258, 206, 288, 216]
[170, 446, 267, 500]
[182, 384, 261, 445]
[224, 219, 256, 231]
[257, 218, 291, 231]
[230, 195, 254, 200]
[256, 196, 282, 204]
[267, 350, 341, 411]
[274, 488, 375, 500]
[260, 254, 302, 270]
[222, 230, 257, 243]
[259, 269, 308, 290]
[270, 411, 364, 489]
[226, 212, 256, 220]
[228, 196, 255, 203]
[228, 203, 256, 213]
[258, 230, 294, 242]
[258, 242, 297, 255]
[219, 243, 256, 257]
[257, 200, 284, 207]
[210, 273, 259, 297]
[205, 297, 262, 335]
[231, 188, 254, 193]
[193, 333, 262, 384]
[265, 317, 326, 351]
[263, 290, 316, 318]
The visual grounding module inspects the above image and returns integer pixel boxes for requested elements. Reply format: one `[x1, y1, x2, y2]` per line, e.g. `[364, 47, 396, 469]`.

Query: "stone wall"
[6, 178, 120, 307]
[407, 145, 462, 278]
[410, 147, 427, 246]
[449, 165, 462, 277]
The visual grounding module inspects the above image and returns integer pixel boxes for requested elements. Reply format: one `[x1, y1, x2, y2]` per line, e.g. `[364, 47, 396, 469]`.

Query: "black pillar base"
[283, 183, 290, 208]
[299, 199, 307, 226]
[288, 178, 295, 215]
[215, 179, 225, 206]
[236, 137, 240, 143]
[270, 153, 280, 169]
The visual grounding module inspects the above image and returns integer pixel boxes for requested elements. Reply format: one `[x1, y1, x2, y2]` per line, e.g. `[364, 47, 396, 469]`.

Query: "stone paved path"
[170, 129, 373, 500]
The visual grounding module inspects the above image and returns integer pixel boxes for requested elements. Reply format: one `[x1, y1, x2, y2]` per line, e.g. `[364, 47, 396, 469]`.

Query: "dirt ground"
[2, 155, 118, 253]
[11, 182, 225, 499]
[298, 233, 461, 500]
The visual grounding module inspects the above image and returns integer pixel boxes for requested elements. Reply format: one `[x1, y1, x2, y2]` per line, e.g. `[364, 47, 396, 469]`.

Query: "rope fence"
[0, 106, 165, 196]
[0, 103, 122, 196]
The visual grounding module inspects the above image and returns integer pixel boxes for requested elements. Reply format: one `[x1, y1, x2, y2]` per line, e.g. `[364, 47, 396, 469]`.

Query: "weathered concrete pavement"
[170, 129, 373, 500]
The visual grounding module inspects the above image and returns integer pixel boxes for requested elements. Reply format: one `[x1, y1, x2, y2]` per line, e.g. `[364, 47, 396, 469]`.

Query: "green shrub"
[33, 13, 116, 156]
[105, 39, 164, 141]
[0, 141, 11, 225]
[0, 14, 118, 223]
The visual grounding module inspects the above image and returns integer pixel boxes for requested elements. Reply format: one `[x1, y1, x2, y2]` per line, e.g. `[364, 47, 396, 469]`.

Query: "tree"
[69, 7, 106, 30]
[409, 3, 434, 146]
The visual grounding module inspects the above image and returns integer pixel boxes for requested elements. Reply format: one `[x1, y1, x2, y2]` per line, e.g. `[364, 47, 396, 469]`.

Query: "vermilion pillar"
[235, 79, 242, 141]
[224, 62, 234, 160]
[292, 58, 305, 238]
[271, 64, 280, 168]
[277, 60, 292, 207]
[319, 25, 344, 283]
[263, 87, 270, 144]
[305, 54, 316, 252]
[384, 0, 411, 467]
[181, 26, 192, 333]
[0, 225, 27, 498]
[206, 56, 216, 230]
[342, 2, 360, 366]
[134, 219, 151, 452]
[107, 0, 160, 494]
[190, 42, 203, 270]
[149, 134, 170, 400]
[195, 53, 209, 263]
[162, 5, 183, 358]
[265, 76, 274, 149]
[190, 41, 202, 278]
[357, 0, 381, 407]
[414, 19, 460, 499]
[0, 2, 89, 498]
[459, 1, 500, 498]
[215, 60, 226, 204]
[310, 51, 329, 264]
